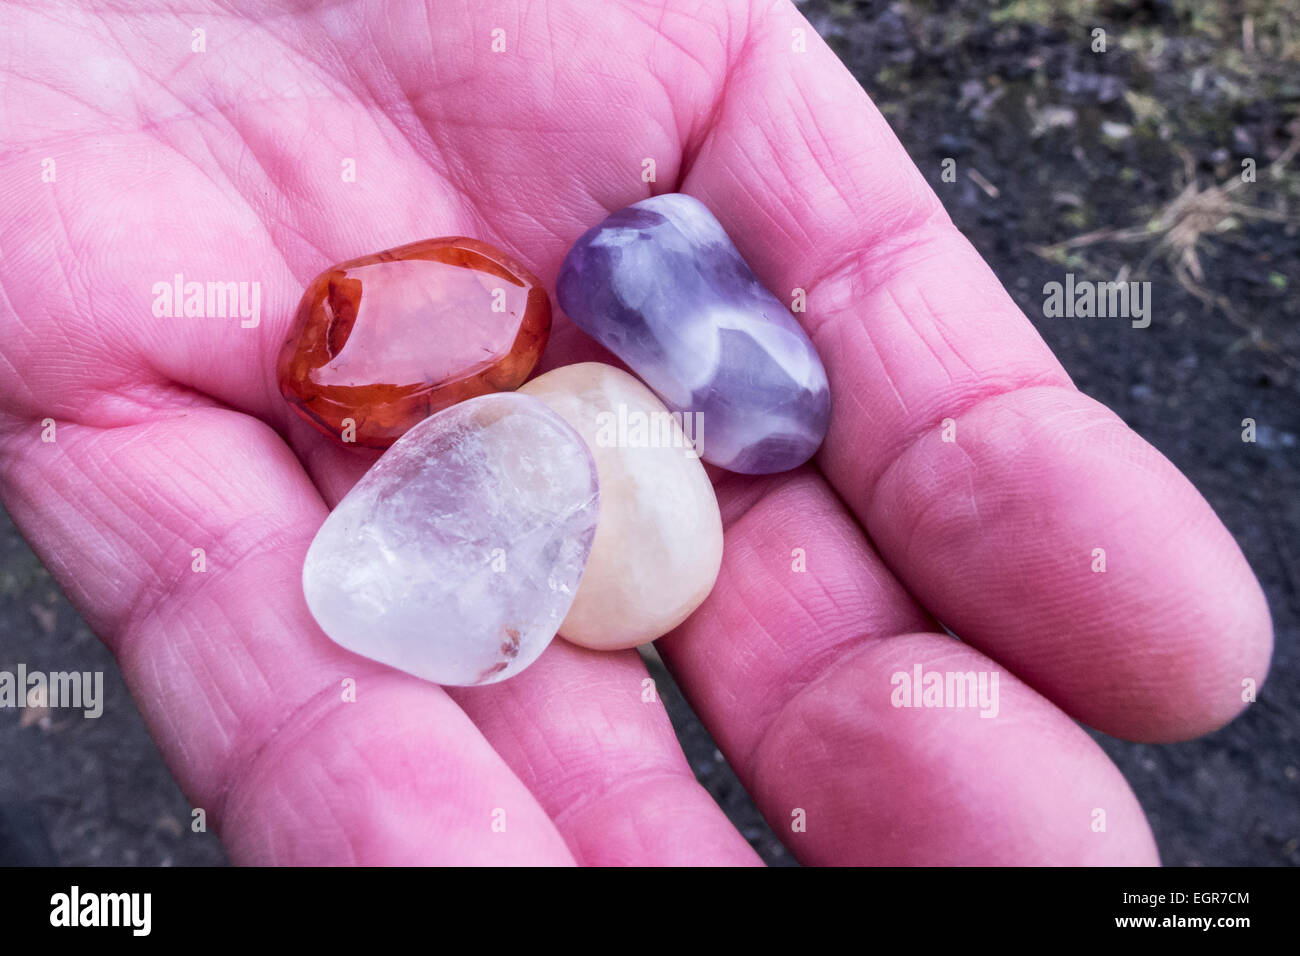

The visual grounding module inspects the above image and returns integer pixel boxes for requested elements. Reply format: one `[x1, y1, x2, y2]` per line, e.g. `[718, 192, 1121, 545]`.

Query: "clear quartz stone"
[303, 392, 600, 686]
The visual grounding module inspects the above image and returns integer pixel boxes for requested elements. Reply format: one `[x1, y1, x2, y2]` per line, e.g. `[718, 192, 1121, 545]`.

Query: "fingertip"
[1120, 572, 1273, 744]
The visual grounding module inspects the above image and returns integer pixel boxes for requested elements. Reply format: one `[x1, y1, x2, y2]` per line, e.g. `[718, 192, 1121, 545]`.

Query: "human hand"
[0, 0, 1271, 864]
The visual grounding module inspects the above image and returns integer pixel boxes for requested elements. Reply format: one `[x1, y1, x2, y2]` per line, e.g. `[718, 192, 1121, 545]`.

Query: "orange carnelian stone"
[278, 237, 551, 448]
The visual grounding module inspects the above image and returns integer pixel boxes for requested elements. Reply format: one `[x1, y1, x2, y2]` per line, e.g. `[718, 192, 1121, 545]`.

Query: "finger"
[449, 646, 761, 865]
[658, 468, 1159, 865]
[677, 0, 1270, 741]
[0, 409, 574, 864]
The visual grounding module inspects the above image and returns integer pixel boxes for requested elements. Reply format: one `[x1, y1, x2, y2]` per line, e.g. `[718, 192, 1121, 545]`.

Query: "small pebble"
[278, 237, 550, 448]
[521, 362, 722, 649]
[303, 393, 599, 685]
[557, 193, 830, 474]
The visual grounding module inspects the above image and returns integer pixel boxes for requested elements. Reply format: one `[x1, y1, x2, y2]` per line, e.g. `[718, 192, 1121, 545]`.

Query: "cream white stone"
[521, 363, 723, 648]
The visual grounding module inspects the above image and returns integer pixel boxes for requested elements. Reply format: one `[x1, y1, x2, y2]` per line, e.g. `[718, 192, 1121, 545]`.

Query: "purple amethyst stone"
[556, 193, 831, 474]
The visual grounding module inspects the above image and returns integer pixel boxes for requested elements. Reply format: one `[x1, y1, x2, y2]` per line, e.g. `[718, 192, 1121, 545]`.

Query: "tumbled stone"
[278, 237, 550, 448]
[302, 393, 599, 686]
[556, 193, 830, 474]
[521, 363, 722, 649]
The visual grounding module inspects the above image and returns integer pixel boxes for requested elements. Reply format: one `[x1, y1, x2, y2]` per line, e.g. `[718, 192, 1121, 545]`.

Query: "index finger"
[678, 0, 1270, 741]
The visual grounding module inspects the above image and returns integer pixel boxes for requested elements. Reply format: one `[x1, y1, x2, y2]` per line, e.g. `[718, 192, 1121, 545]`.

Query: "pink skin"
[0, 1, 1271, 865]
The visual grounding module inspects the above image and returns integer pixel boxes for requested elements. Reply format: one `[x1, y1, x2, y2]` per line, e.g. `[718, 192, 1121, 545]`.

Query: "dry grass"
[1033, 136, 1298, 338]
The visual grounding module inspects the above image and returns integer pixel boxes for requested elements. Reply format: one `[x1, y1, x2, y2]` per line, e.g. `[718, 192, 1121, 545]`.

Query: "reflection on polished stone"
[279, 237, 550, 448]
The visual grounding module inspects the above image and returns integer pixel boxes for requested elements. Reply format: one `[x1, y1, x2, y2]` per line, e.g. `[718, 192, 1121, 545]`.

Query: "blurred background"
[1, 0, 1296, 866]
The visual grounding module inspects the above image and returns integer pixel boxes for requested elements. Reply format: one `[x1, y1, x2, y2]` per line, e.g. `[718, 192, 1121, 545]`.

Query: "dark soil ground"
[1, 0, 1296, 866]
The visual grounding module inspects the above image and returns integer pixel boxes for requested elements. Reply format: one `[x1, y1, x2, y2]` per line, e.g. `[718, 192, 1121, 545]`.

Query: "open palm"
[0, 0, 1271, 865]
